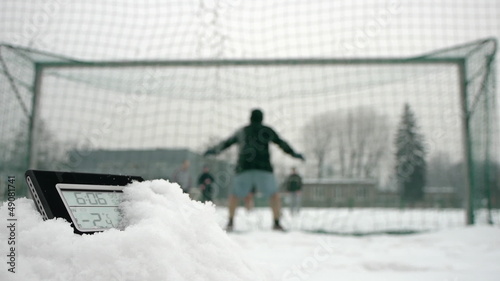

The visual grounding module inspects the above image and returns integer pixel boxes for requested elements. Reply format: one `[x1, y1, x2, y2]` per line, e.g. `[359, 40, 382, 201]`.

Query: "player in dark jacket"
[204, 109, 304, 231]
[284, 167, 303, 215]
[198, 165, 215, 202]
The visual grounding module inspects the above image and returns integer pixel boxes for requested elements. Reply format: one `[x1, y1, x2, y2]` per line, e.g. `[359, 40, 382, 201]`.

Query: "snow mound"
[0, 179, 271, 281]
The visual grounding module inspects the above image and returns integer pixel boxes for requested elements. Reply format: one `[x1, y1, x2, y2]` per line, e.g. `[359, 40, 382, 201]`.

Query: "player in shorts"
[244, 186, 256, 211]
[204, 109, 305, 231]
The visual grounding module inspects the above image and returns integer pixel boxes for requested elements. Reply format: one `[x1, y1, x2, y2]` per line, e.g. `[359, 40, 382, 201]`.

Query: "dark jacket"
[198, 172, 215, 200]
[285, 174, 303, 192]
[205, 122, 301, 173]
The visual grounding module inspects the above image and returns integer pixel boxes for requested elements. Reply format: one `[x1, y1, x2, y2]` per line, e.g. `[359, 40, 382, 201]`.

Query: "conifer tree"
[394, 104, 426, 205]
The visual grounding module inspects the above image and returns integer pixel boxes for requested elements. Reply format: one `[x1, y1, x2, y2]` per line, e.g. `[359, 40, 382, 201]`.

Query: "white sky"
[0, 0, 499, 174]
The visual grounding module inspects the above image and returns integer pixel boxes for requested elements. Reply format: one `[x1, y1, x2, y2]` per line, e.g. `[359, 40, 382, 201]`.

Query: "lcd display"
[60, 190, 123, 230]
[56, 184, 125, 232]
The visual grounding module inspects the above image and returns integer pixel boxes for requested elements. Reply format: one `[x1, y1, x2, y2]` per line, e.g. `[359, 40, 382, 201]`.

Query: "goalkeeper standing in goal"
[204, 109, 305, 231]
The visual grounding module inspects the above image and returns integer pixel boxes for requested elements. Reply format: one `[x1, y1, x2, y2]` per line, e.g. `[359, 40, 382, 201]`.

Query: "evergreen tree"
[394, 104, 426, 205]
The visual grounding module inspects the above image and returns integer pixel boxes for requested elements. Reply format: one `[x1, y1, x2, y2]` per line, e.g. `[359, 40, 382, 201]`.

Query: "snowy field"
[216, 206, 475, 235]
[1, 180, 499, 281]
[229, 226, 500, 281]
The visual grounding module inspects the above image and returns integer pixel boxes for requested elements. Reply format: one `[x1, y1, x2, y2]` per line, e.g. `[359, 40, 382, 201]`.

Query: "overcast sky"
[1, 0, 499, 178]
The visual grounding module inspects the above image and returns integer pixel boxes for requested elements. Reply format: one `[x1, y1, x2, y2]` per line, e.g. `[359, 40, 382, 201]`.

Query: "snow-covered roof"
[303, 178, 378, 185]
[425, 186, 456, 193]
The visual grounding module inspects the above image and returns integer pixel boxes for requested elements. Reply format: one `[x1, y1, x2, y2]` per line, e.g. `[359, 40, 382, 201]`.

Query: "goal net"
[0, 0, 498, 233]
[1, 38, 497, 233]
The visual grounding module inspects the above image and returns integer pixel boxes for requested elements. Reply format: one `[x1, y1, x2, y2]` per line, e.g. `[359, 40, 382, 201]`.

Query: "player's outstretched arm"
[292, 152, 306, 161]
[271, 128, 305, 161]
[203, 131, 239, 156]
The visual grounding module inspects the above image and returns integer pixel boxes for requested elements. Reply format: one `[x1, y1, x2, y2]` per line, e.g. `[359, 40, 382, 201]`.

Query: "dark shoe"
[225, 217, 234, 232]
[273, 223, 285, 232]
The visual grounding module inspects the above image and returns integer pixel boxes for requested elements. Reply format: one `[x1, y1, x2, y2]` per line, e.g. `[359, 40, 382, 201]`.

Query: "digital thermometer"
[25, 170, 143, 235]
[57, 184, 124, 231]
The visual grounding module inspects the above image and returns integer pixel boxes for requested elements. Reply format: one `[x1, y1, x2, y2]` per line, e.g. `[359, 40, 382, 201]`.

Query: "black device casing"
[25, 169, 143, 235]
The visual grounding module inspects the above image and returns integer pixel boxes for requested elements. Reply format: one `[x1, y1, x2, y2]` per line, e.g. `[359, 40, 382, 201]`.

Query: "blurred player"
[244, 186, 256, 211]
[198, 165, 215, 202]
[204, 109, 305, 231]
[284, 167, 303, 215]
[172, 160, 192, 195]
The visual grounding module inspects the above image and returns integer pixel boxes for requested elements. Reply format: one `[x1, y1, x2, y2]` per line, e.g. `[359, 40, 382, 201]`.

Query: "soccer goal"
[0, 38, 497, 232]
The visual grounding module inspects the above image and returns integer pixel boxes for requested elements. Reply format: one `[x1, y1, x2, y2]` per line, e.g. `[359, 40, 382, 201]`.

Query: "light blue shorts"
[232, 170, 278, 198]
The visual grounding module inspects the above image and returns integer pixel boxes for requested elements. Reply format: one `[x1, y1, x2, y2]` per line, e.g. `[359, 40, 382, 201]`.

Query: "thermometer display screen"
[60, 191, 123, 230]
[57, 184, 125, 232]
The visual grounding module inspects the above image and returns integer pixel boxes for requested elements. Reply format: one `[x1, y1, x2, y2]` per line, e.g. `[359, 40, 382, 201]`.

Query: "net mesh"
[0, 0, 499, 232]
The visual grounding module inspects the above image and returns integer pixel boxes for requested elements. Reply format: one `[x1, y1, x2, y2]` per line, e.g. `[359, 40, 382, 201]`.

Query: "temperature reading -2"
[91, 213, 101, 226]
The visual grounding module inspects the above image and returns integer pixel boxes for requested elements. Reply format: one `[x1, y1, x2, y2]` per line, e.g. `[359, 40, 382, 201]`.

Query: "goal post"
[0, 38, 497, 232]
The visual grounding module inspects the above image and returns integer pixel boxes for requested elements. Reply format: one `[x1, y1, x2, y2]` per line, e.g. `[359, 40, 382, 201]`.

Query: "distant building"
[300, 178, 463, 208]
[76, 148, 197, 179]
[301, 178, 378, 207]
[424, 186, 461, 208]
[377, 186, 462, 208]
[73, 148, 233, 200]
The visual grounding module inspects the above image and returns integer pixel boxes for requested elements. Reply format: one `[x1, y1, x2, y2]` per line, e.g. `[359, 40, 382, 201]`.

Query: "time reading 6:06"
[61, 190, 122, 206]
[73, 192, 108, 205]
[62, 190, 123, 207]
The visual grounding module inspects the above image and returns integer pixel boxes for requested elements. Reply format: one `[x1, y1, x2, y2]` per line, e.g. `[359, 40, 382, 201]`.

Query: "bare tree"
[8, 119, 67, 171]
[302, 112, 335, 178]
[303, 106, 390, 179]
[333, 107, 390, 179]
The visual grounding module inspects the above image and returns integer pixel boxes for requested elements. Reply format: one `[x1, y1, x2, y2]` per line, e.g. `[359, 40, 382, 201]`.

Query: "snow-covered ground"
[216, 206, 473, 235]
[230, 227, 500, 281]
[1, 179, 499, 281]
